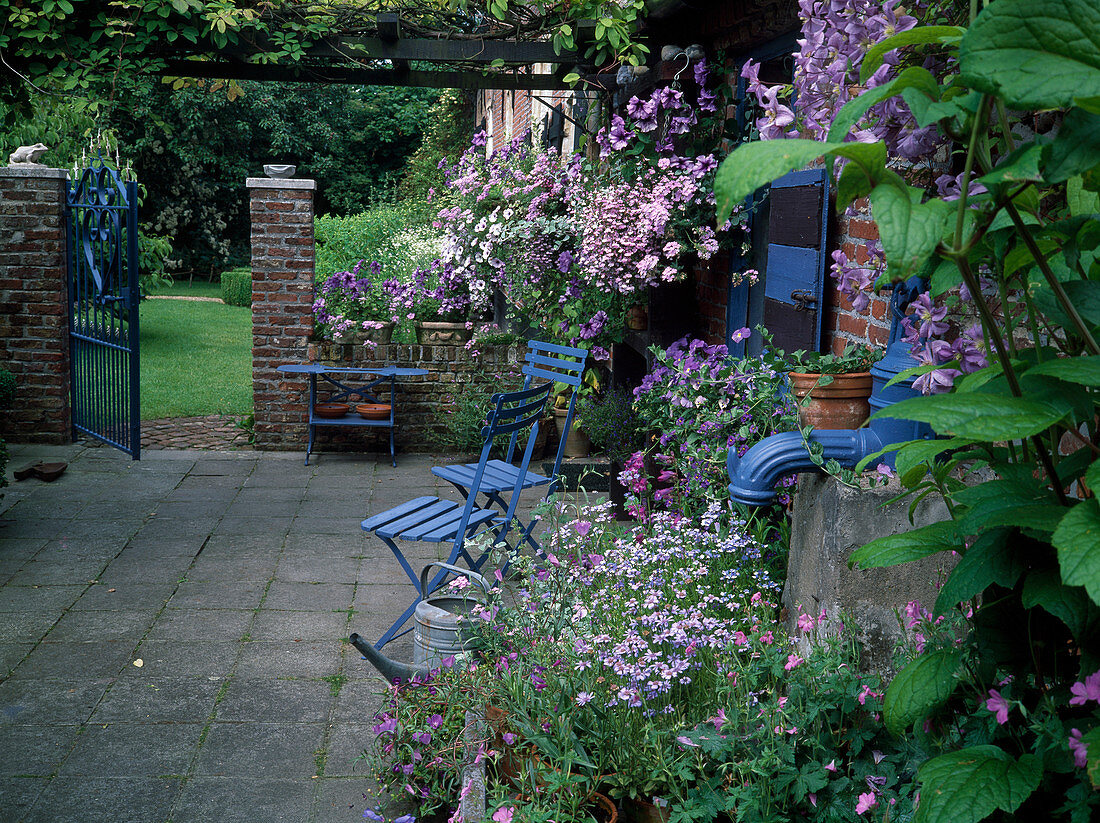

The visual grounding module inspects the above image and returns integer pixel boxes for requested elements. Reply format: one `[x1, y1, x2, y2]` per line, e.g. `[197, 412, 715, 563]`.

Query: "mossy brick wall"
[247, 175, 525, 453]
[0, 166, 71, 442]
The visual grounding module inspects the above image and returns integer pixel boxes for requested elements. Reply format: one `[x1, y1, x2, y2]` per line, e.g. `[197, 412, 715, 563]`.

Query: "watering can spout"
[348, 633, 431, 683]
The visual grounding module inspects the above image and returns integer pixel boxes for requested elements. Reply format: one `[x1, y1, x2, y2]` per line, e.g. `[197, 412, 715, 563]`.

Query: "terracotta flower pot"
[622, 796, 670, 823]
[416, 321, 472, 344]
[788, 371, 873, 430]
[554, 407, 590, 458]
[625, 304, 648, 331]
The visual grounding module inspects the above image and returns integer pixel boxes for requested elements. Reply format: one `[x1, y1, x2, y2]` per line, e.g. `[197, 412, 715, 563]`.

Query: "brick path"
[141, 416, 254, 451]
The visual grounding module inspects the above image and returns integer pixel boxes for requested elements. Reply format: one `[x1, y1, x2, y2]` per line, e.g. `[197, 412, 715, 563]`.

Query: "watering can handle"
[420, 562, 492, 600]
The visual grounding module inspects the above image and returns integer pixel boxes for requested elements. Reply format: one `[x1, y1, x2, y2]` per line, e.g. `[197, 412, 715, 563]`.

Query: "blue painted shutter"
[761, 167, 830, 353]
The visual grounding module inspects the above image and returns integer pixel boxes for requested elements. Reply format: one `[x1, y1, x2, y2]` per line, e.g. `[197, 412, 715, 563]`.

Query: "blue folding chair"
[360, 380, 553, 650]
[430, 339, 587, 552]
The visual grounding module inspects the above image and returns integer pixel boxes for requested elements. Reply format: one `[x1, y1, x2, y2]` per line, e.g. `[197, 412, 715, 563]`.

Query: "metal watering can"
[350, 561, 491, 682]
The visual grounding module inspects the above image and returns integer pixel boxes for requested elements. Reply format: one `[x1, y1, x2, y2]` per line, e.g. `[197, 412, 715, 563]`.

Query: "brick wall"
[824, 199, 890, 354]
[0, 166, 71, 442]
[694, 252, 730, 345]
[247, 177, 316, 450]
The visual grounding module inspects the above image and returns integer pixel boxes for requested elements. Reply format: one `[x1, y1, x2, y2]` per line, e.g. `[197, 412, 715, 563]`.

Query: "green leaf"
[978, 142, 1045, 187]
[894, 437, 974, 481]
[884, 649, 962, 735]
[930, 257, 963, 296]
[1055, 499, 1100, 605]
[984, 504, 1068, 533]
[915, 747, 1042, 823]
[836, 160, 873, 213]
[849, 520, 959, 570]
[1062, 280, 1100, 326]
[860, 26, 966, 83]
[1021, 568, 1094, 637]
[1068, 175, 1100, 216]
[1087, 458, 1100, 493]
[828, 67, 940, 142]
[902, 88, 980, 129]
[1043, 108, 1100, 183]
[1083, 728, 1100, 788]
[872, 393, 1068, 440]
[869, 183, 953, 279]
[959, 0, 1100, 110]
[1027, 355, 1100, 385]
[714, 140, 835, 224]
[935, 528, 1022, 614]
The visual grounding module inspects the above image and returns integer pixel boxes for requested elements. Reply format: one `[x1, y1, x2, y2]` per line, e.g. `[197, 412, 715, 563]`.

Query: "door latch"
[790, 289, 817, 311]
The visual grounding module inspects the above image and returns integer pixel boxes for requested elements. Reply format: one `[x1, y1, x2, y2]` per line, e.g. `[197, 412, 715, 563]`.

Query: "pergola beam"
[160, 59, 599, 91]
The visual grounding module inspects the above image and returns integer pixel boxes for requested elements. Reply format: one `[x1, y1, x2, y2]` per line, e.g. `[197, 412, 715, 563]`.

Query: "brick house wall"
[0, 166, 71, 443]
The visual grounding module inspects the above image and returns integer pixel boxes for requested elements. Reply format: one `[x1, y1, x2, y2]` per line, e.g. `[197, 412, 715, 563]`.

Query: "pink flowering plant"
[717, 2, 1100, 818]
[628, 335, 797, 517]
[435, 63, 743, 359]
[361, 656, 503, 821]
[472, 500, 786, 810]
[675, 607, 916, 823]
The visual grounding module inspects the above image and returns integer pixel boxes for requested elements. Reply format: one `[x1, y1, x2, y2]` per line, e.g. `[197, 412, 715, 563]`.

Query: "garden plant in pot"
[554, 366, 601, 459]
[763, 331, 883, 430]
[312, 260, 394, 347]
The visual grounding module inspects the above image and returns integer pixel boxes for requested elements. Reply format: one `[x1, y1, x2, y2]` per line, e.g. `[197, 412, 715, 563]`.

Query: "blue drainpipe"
[727, 278, 935, 506]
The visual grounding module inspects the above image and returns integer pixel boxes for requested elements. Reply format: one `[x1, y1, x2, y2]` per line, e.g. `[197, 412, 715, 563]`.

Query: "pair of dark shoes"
[13, 461, 67, 482]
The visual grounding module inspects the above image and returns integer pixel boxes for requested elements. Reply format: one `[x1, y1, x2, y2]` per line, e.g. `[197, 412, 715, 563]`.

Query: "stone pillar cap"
[246, 177, 316, 190]
[0, 166, 69, 179]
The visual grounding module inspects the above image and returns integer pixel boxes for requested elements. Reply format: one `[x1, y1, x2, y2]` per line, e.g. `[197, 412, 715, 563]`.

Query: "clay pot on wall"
[357, 321, 395, 345]
[787, 371, 874, 430]
[621, 796, 670, 823]
[416, 321, 472, 345]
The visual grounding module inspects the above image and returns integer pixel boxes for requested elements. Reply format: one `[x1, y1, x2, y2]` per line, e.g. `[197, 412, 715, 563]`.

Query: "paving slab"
[213, 678, 335, 723]
[193, 721, 327, 778]
[20, 776, 182, 823]
[172, 776, 316, 823]
[0, 442, 517, 822]
[56, 722, 204, 777]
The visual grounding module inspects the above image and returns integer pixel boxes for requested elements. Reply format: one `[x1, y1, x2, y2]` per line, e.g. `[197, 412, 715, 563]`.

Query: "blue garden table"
[276, 363, 429, 466]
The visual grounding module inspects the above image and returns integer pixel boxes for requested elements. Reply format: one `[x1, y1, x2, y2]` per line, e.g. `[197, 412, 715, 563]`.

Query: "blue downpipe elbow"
[727, 428, 885, 506]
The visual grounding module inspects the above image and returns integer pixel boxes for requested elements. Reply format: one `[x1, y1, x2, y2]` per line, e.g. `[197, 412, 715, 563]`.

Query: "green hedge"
[220, 267, 252, 307]
[314, 200, 436, 280]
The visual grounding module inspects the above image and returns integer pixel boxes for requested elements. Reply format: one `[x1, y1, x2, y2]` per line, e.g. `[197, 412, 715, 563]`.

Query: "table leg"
[389, 376, 397, 467]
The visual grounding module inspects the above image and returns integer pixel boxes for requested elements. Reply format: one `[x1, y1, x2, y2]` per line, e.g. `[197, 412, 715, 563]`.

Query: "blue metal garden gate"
[66, 160, 141, 458]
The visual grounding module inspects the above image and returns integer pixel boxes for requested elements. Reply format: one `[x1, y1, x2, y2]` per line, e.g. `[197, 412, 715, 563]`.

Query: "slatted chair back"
[453, 380, 554, 557]
[501, 340, 587, 491]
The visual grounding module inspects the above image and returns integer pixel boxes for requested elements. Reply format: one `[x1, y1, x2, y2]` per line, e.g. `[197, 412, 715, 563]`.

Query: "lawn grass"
[152, 279, 224, 300]
[139, 297, 252, 419]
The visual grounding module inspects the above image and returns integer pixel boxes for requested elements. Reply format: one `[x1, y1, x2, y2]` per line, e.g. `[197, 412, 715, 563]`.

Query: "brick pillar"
[0, 166, 71, 443]
[246, 176, 315, 450]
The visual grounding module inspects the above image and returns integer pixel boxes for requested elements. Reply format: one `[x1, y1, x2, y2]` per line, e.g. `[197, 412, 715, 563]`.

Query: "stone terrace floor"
[0, 441, 538, 823]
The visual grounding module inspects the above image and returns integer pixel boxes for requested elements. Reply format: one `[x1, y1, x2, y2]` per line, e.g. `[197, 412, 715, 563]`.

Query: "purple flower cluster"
[900, 290, 990, 394]
[743, 0, 946, 162]
[312, 260, 388, 341]
[631, 337, 797, 513]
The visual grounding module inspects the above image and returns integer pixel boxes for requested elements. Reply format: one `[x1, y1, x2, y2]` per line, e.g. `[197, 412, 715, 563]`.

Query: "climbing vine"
[0, 0, 649, 116]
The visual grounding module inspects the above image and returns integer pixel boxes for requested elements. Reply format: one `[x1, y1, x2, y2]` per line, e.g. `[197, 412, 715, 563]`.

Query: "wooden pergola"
[158, 13, 605, 90]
